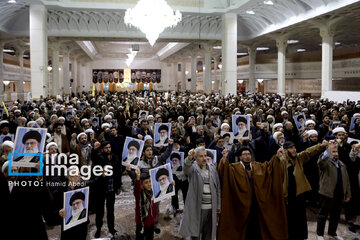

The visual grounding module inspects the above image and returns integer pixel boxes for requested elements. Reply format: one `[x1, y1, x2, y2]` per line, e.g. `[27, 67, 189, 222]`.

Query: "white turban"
[77, 132, 87, 142]
[85, 128, 94, 134]
[58, 117, 65, 121]
[46, 142, 58, 151]
[144, 135, 153, 142]
[281, 111, 288, 116]
[333, 127, 346, 134]
[221, 123, 230, 130]
[273, 123, 283, 130]
[27, 121, 36, 127]
[104, 115, 112, 120]
[101, 123, 110, 129]
[305, 120, 316, 127]
[273, 131, 283, 140]
[81, 119, 88, 124]
[2, 140, 14, 149]
[307, 130, 318, 136]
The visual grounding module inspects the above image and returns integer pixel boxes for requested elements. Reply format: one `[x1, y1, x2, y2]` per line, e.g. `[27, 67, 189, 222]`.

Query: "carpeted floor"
[46, 175, 360, 240]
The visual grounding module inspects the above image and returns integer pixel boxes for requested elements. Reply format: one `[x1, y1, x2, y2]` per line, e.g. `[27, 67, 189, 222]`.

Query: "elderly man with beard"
[70, 132, 91, 167]
[14, 130, 42, 164]
[278, 140, 328, 240]
[179, 147, 221, 240]
[155, 168, 174, 198]
[92, 141, 122, 238]
[269, 131, 285, 159]
[65, 192, 87, 225]
[155, 124, 169, 145]
[234, 116, 249, 138]
[316, 140, 351, 240]
[123, 140, 141, 166]
[53, 123, 70, 154]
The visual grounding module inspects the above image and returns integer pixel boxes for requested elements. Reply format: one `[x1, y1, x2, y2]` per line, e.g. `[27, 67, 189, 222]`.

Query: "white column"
[63, 50, 70, 95]
[190, 55, 197, 93]
[0, 44, 4, 102]
[203, 45, 212, 94]
[248, 47, 256, 93]
[221, 13, 237, 96]
[16, 50, 25, 101]
[30, 4, 47, 99]
[276, 38, 287, 97]
[320, 27, 334, 98]
[172, 62, 177, 92]
[51, 44, 60, 96]
[181, 60, 186, 92]
[213, 56, 220, 92]
[72, 58, 78, 95]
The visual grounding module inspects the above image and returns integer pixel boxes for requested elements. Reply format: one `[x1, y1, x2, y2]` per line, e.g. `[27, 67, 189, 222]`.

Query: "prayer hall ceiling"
[0, 0, 360, 61]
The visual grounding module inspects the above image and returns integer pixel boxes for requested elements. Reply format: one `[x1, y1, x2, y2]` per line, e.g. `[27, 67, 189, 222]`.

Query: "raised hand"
[135, 167, 141, 180]
[276, 148, 284, 159]
[188, 149, 195, 160]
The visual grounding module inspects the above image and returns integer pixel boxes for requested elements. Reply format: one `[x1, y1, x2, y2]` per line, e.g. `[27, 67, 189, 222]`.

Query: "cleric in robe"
[233, 116, 249, 138]
[13, 130, 42, 163]
[66, 191, 87, 225]
[154, 167, 174, 198]
[155, 123, 170, 146]
[123, 140, 140, 166]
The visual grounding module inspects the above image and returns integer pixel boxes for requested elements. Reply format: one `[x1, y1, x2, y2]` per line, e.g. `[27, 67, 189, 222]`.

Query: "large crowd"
[0, 90, 359, 240]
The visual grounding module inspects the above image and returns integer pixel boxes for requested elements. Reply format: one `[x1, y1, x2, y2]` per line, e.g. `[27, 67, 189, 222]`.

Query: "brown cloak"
[217, 156, 288, 240]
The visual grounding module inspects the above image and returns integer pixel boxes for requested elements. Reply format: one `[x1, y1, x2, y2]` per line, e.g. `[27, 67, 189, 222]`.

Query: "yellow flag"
[125, 101, 130, 118]
[2, 101, 9, 117]
[92, 84, 95, 96]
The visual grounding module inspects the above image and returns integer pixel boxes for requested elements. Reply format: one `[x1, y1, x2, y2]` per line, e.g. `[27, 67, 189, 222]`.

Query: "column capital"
[319, 27, 335, 39]
[202, 43, 213, 53]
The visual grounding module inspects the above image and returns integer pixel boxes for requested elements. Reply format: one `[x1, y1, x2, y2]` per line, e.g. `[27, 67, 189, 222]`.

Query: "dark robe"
[217, 156, 288, 240]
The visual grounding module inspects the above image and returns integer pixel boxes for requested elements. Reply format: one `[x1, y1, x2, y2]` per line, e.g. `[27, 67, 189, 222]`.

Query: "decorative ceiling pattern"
[47, 9, 222, 40]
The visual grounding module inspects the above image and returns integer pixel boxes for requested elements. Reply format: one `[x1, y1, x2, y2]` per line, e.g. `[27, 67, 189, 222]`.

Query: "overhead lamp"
[8, 0, 16, 3]
[287, 40, 299, 44]
[246, 10, 255, 15]
[256, 47, 269, 51]
[59, 67, 62, 71]
[213, 46, 222, 49]
[297, 48, 306, 52]
[3, 81, 10, 86]
[237, 53, 248, 56]
[335, 42, 341, 46]
[218, 64, 222, 69]
[23, 81, 25, 85]
[238, 80, 244, 84]
[211, 80, 215, 84]
[185, 71, 189, 75]
[47, 66, 53, 71]
[3, 49, 15, 53]
[257, 79, 264, 83]
[124, 0, 182, 46]
[263, 0, 273, 5]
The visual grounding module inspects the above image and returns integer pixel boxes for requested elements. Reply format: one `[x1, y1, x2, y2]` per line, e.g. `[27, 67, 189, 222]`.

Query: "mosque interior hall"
[0, 0, 360, 102]
[1, 1, 360, 240]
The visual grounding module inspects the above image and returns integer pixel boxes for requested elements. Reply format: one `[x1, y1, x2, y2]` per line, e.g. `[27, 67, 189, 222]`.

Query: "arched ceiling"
[1, 0, 360, 62]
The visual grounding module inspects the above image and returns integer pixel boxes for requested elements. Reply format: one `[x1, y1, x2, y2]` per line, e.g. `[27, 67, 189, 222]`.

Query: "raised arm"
[298, 140, 328, 164]
[183, 149, 195, 178]
[157, 139, 174, 165]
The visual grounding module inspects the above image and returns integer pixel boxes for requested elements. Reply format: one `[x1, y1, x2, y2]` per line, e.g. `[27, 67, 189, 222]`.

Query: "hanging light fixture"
[124, 0, 182, 46]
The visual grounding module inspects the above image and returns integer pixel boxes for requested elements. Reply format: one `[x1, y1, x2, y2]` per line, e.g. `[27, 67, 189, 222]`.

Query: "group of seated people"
[0, 90, 359, 240]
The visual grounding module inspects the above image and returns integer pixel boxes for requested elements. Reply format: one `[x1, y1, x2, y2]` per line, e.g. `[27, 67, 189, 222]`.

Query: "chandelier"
[124, 0, 182, 46]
